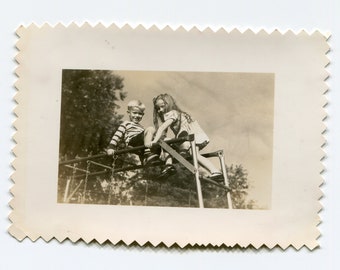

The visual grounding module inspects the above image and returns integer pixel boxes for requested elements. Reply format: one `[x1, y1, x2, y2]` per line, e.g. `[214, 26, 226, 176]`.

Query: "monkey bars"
[59, 134, 232, 208]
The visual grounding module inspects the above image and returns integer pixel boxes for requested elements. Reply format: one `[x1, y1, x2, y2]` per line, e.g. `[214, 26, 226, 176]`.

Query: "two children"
[107, 95, 223, 181]
[146, 94, 223, 181]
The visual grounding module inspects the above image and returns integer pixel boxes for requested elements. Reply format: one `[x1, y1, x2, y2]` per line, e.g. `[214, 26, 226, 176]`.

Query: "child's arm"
[151, 119, 174, 145]
[107, 123, 126, 155]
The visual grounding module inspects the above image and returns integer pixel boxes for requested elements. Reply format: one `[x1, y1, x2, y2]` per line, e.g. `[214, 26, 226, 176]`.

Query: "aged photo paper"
[10, 24, 328, 249]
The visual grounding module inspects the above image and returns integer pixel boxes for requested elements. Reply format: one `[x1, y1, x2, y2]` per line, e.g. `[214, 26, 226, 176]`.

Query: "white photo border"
[10, 24, 328, 249]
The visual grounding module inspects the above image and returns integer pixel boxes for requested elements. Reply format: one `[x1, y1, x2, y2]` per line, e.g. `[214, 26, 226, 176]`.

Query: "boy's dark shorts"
[129, 132, 161, 157]
[128, 132, 144, 147]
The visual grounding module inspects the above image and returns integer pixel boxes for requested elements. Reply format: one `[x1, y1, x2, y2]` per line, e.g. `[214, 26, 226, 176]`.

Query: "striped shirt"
[109, 121, 144, 148]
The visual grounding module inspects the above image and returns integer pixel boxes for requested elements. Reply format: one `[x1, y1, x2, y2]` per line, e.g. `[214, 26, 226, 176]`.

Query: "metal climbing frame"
[59, 134, 232, 208]
[201, 150, 233, 209]
[158, 134, 232, 209]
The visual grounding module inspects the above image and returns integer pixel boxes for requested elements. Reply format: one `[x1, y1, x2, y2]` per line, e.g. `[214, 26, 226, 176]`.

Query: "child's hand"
[106, 149, 115, 156]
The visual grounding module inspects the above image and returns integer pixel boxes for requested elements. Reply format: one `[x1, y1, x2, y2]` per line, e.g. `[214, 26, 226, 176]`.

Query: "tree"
[227, 164, 256, 209]
[57, 69, 129, 203]
[117, 161, 255, 209]
[59, 69, 126, 159]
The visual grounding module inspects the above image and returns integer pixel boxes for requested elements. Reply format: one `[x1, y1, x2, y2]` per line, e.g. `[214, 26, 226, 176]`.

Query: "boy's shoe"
[207, 172, 224, 183]
[143, 153, 160, 165]
[159, 164, 176, 179]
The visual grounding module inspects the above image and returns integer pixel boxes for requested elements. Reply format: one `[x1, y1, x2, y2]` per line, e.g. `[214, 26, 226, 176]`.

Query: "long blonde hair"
[153, 93, 192, 129]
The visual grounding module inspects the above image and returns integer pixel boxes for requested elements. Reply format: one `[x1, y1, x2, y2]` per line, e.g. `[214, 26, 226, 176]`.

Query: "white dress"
[163, 110, 209, 149]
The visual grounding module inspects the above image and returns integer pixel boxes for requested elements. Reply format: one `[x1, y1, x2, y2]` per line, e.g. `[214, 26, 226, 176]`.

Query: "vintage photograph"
[10, 24, 326, 248]
[58, 70, 274, 209]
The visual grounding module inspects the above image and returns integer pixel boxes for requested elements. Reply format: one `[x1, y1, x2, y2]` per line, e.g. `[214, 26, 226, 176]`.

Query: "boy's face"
[127, 107, 144, 124]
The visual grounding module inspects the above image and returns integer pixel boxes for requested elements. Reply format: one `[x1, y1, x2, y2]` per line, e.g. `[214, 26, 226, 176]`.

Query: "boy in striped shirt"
[106, 100, 159, 165]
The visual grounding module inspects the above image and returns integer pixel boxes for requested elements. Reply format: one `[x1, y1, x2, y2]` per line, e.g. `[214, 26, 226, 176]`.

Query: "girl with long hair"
[145, 93, 223, 181]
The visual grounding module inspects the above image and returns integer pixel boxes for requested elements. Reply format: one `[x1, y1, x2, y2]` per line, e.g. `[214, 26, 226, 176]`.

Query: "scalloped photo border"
[10, 24, 329, 249]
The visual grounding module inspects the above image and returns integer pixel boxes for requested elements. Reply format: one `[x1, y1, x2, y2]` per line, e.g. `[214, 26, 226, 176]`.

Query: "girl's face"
[155, 98, 167, 115]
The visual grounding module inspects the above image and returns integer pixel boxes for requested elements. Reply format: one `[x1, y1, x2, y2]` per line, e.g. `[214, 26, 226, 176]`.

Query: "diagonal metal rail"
[158, 140, 196, 174]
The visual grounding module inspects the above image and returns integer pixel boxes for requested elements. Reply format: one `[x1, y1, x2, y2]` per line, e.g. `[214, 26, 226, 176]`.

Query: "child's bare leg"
[181, 142, 219, 174]
[197, 154, 220, 174]
[144, 126, 156, 145]
[181, 142, 222, 181]
[143, 127, 158, 164]
[197, 153, 223, 181]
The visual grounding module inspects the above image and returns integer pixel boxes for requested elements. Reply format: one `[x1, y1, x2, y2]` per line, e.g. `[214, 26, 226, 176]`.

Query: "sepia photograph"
[58, 70, 274, 209]
[10, 24, 326, 249]
[2, 0, 339, 268]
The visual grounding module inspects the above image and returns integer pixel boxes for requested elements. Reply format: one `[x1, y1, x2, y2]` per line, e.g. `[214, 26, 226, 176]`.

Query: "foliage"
[59, 69, 126, 159]
[227, 164, 256, 209]
[57, 70, 255, 209]
[60, 159, 255, 209]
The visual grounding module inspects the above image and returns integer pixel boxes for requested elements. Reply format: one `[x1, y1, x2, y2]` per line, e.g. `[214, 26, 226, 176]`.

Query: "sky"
[114, 70, 274, 209]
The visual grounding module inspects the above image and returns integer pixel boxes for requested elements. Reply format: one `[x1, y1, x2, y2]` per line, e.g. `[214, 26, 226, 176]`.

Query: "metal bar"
[113, 135, 194, 155]
[191, 140, 204, 208]
[88, 160, 113, 170]
[106, 160, 162, 174]
[70, 150, 223, 179]
[144, 181, 148, 206]
[59, 135, 195, 165]
[66, 180, 84, 202]
[200, 176, 231, 191]
[72, 161, 162, 179]
[59, 153, 106, 165]
[63, 178, 71, 203]
[201, 150, 223, 158]
[217, 150, 233, 209]
[64, 165, 90, 173]
[158, 141, 196, 174]
[73, 170, 108, 179]
[108, 172, 114, 204]
[81, 162, 91, 204]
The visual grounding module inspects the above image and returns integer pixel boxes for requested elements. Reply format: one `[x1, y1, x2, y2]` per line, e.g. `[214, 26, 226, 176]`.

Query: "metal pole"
[88, 160, 113, 170]
[66, 180, 84, 202]
[81, 161, 91, 204]
[190, 139, 204, 208]
[217, 150, 233, 209]
[64, 165, 90, 173]
[66, 164, 77, 203]
[144, 181, 148, 206]
[59, 136, 194, 165]
[63, 177, 71, 203]
[108, 171, 113, 204]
